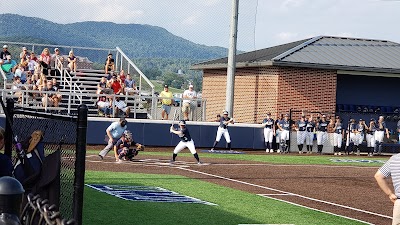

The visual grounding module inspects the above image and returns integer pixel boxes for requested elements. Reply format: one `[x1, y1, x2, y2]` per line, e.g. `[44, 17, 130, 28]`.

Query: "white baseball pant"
[275, 130, 281, 143]
[297, 131, 306, 145]
[349, 133, 357, 145]
[333, 133, 342, 148]
[355, 133, 364, 145]
[374, 131, 385, 143]
[316, 131, 327, 145]
[305, 132, 314, 145]
[280, 130, 289, 142]
[215, 127, 231, 143]
[264, 128, 274, 143]
[366, 133, 376, 147]
[173, 140, 196, 154]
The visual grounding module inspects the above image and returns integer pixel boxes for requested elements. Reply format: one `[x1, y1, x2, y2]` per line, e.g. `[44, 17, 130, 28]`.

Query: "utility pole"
[225, 0, 239, 117]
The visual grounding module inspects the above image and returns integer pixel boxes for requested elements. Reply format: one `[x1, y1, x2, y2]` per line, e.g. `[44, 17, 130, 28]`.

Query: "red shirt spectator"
[111, 79, 122, 94]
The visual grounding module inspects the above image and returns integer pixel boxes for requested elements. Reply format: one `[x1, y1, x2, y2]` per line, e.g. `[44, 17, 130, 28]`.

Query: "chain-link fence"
[4, 100, 87, 224]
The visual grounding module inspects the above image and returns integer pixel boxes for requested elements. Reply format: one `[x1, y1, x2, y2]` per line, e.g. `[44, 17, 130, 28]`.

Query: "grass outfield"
[84, 171, 366, 225]
[87, 150, 387, 167]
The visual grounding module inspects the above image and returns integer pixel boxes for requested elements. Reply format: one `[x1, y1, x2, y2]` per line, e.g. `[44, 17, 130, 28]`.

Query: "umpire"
[98, 117, 128, 159]
[375, 154, 400, 224]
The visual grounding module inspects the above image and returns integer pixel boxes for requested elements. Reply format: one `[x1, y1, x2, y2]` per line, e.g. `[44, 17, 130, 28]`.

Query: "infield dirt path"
[86, 148, 392, 225]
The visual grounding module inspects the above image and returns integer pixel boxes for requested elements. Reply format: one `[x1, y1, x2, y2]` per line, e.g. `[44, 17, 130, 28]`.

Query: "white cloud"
[182, 15, 199, 25]
[275, 32, 299, 42]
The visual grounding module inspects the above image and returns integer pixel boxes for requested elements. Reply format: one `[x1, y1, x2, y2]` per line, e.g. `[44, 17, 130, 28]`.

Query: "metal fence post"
[73, 104, 88, 225]
[4, 98, 14, 158]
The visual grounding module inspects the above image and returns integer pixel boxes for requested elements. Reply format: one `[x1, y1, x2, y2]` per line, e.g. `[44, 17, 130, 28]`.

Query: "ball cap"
[370, 118, 375, 121]
[222, 110, 228, 115]
[2, 45, 8, 49]
[284, 113, 289, 117]
[322, 114, 326, 118]
[164, 84, 168, 88]
[54, 47, 59, 51]
[189, 84, 194, 88]
[22, 47, 27, 50]
[359, 118, 364, 121]
[266, 112, 271, 116]
[178, 120, 186, 126]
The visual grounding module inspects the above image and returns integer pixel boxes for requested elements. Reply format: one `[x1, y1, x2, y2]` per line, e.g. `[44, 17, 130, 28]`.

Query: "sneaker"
[277, 149, 281, 153]
[299, 151, 302, 154]
[356, 150, 360, 156]
[338, 152, 342, 156]
[98, 155, 103, 160]
[265, 149, 269, 153]
[269, 149, 274, 153]
[334, 152, 337, 156]
[197, 161, 202, 165]
[210, 148, 215, 152]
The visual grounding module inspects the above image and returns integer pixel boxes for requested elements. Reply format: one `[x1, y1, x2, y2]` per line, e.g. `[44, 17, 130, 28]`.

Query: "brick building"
[192, 36, 400, 123]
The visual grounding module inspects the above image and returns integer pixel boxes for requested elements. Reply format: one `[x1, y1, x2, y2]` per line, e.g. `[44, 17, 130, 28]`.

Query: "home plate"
[201, 150, 245, 154]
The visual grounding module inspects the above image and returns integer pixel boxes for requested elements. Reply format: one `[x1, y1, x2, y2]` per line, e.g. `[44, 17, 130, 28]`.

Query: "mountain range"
[0, 14, 228, 61]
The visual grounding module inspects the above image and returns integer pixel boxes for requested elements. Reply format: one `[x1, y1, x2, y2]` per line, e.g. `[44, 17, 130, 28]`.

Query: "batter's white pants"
[297, 131, 306, 145]
[375, 131, 385, 143]
[355, 133, 364, 145]
[333, 133, 342, 148]
[366, 133, 376, 147]
[173, 140, 196, 154]
[280, 130, 289, 142]
[305, 132, 314, 145]
[264, 128, 274, 143]
[316, 131, 327, 145]
[215, 127, 231, 143]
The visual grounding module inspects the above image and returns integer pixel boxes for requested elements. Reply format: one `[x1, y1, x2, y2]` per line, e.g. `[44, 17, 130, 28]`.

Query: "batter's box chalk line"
[201, 150, 245, 154]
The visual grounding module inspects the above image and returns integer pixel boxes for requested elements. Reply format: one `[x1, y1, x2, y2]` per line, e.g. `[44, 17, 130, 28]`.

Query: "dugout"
[192, 35, 400, 126]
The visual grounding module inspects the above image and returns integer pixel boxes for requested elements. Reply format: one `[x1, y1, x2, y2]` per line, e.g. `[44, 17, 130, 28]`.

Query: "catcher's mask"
[123, 130, 133, 142]
[178, 120, 186, 126]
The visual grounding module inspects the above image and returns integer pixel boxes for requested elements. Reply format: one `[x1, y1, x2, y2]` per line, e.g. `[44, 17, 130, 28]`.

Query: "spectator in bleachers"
[97, 77, 107, 94]
[124, 74, 136, 95]
[39, 48, 51, 75]
[97, 96, 113, 117]
[119, 70, 126, 83]
[52, 78, 61, 91]
[67, 50, 77, 73]
[105, 53, 115, 74]
[35, 73, 47, 92]
[11, 77, 24, 103]
[19, 47, 30, 65]
[51, 48, 64, 77]
[14, 63, 27, 83]
[1, 55, 18, 80]
[0, 45, 10, 65]
[117, 75, 125, 94]
[110, 75, 122, 95]
[114, 96, 130, 117]
[42, 80, 62, 107]
[28, 52, 38, 75]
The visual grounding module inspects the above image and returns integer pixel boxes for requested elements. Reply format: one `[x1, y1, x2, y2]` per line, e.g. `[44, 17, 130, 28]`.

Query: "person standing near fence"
[316, 115, 329, 154]
[277, 114, 291, 153]
[275, 113, 283, 152]
[211, 110, 234, 151]
[366, 118, 377, 157]
[374, 153, 400, 224]
[333, 116, 344, 156]
[355, 119, 368, 155]
[98, 117, 128, 159]
[374, 116, 390, 155]
[182, 84, 197, 121]
[305, 115, 315, 154]
[159, 84, 173, 120]
[295, 115, 307, 154]
[261, 112, 275, 153]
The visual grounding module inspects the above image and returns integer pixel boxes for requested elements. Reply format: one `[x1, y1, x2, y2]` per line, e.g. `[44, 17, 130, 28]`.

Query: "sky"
[6, 0, 400, 52]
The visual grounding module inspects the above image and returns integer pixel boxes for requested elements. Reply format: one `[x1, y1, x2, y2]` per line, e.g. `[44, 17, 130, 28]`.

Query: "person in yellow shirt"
[159, 85, 174, 120]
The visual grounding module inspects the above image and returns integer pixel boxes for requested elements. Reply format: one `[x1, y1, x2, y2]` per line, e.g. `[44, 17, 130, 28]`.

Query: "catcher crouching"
[114, 130, 144, 162]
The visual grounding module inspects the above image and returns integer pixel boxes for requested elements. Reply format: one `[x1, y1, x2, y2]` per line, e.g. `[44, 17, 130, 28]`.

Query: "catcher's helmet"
[222, 110, 228, 115]
[123, 130, 133, 141]
[178, 120, 186, 126]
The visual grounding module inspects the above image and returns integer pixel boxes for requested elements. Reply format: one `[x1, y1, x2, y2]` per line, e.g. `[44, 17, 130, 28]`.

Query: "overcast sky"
[7, 0, 400, 51]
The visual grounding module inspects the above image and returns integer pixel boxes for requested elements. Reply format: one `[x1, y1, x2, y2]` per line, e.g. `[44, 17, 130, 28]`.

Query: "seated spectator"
[42, 80, 62, 107]
[67, 51, 77, 73]
[124, 74, 137, 95]
[119, 70, 126, 83]
[1, 55, 18, 80]
[19, 47, 30, 65]
[11, 77, 24, 103]
[39, 48, 51, 75]
[51, 48, 64, 68]
[28, 55, 38, 75]
[114, 96, 130, 117]
[104, 53, 115, 74]
[0, 45, 10, 65]
[97, 77, 107, 94]
[35, 73, 47, 92]
[97, 96, 113, 117]
[52, 78, 61, 91]
[110, 75, 122, 95]
[14, 64, 27, 83]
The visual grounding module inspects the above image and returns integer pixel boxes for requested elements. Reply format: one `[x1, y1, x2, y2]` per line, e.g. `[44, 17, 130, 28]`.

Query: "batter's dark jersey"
[179, 127, 192, 142]
[263, 118, 274, 129]
[219, 117, 231, 129]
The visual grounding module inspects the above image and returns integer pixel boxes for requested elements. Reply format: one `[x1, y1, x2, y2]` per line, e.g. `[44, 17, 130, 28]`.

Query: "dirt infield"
[86, 148, 392, 225]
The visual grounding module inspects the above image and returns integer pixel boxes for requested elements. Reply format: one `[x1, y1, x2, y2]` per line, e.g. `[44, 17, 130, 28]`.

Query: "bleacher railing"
[0, 89, 207, 121]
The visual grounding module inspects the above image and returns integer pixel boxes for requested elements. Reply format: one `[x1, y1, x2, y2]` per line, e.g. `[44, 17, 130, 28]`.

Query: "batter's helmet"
[178, 120, 186, 126]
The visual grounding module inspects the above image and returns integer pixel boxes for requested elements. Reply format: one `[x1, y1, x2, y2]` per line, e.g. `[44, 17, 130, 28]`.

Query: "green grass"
[87, 150, 387, 167]
[84, 171, 366, 225]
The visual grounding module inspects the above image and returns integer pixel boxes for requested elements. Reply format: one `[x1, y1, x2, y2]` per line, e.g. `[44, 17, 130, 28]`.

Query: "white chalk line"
[260, 195, 374, 225]
[177, 167, 392, 221]
[86, 160, 191, 168]
[258, 194, 293, 196]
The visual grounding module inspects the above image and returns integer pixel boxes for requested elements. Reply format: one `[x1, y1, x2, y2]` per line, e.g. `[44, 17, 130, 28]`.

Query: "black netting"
[12, 112, 78, 220]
